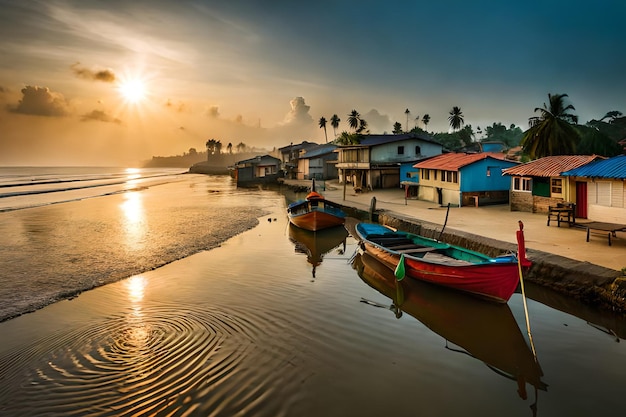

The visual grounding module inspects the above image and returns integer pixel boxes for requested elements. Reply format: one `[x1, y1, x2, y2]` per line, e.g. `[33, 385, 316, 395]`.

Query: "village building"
[295, 143, 338, 180]
[278, 141, 319, 180]
[561, 154, 626, 224]
[413, 152, 518, 207]
[335, 133, 443, 192]
[233, 155, 282, 187]
[502, 155, 604, 216]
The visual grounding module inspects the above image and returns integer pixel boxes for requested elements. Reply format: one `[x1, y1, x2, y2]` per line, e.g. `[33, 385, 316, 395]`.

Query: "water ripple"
[0, 303, 297, 416]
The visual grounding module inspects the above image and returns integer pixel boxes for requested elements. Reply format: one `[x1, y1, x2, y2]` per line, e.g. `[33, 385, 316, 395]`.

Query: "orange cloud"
[71, 63, 116, 82]
[9, 86, 71, 117]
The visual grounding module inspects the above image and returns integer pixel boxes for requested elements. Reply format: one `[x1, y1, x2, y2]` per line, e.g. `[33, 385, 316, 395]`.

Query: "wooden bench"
[583, 222, 626, 246]
[547, 203, 576, 227]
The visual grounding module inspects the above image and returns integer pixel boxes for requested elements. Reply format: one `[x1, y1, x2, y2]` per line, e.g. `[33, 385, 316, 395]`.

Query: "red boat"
[352, 251, 546, 400]
[287, 191, 346, 231]
[355, 222, 531, 303]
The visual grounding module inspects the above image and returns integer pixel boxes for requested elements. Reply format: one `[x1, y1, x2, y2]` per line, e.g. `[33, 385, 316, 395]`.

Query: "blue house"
[413, 152, 518, 206]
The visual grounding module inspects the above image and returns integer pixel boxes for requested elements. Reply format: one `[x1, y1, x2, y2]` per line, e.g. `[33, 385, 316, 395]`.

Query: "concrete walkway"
[316, 180, 625, 272]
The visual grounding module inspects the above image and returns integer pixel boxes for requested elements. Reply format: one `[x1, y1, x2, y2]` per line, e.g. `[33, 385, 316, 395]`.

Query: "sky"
[1, 0, 625, 166]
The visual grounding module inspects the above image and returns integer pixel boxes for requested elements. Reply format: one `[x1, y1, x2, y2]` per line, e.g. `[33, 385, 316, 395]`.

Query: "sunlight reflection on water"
[120, 191, 146, 250]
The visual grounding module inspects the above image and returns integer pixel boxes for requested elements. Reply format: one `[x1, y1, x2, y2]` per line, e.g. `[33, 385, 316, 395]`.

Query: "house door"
[575, 181, 587, 219]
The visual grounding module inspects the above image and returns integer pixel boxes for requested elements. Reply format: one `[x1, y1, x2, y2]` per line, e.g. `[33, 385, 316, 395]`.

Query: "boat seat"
[396, 247, 437, 254]
[386, 243, 422, 250]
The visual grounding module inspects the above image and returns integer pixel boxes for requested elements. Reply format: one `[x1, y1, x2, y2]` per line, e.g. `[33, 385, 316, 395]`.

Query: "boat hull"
[288, 210, 345, 231]
[356, 223, 523, 303]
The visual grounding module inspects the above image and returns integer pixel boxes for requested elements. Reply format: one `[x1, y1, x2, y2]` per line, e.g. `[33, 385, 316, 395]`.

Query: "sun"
[118, 77, 147, 104]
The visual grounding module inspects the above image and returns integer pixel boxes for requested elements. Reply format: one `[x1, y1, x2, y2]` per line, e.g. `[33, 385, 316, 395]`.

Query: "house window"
[422, 169, 430, 180]
[513, 177, 531, 192]
[397, 145, 405, 155]
[415, 145, 421, 155]
[551, 178, 563, 195]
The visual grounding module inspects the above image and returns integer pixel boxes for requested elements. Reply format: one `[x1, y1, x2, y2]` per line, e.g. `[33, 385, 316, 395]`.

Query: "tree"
[319, 116, 328, 143]
[348, 110, 361, 132]
[236, 142, 246, 153]
[414, 115, 420, 129]
[520, 93, 579, 159]
[330, 114, 341, 137]
[334, 131, 361, 145]
[600, 110, 623, 123]
[422, 114, 430, 130]
[575, 125, 622, 157]
[404, 108, 410, 132]
[448, 106, 464, 131]
[484, 122, 523, 147]
[392, 122, 403, 134]
[227, 142, 233, 154]
[205, 139, 218, 156]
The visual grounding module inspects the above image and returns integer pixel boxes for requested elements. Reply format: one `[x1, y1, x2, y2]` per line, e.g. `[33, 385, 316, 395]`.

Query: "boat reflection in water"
[288, 224, 348, 277]
[352, 252, 548, 411]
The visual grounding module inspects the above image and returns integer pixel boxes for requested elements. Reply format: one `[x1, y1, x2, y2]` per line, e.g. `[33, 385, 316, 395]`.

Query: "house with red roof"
[502, 155, 604, 216]
[412, 152, 518, 207]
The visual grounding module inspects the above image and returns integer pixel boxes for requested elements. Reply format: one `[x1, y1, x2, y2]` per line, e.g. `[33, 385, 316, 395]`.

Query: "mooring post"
[369, 196, 377, 221]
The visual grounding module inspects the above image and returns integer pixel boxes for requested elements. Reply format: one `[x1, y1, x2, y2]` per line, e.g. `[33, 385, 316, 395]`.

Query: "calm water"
[0, 169, 625, 416]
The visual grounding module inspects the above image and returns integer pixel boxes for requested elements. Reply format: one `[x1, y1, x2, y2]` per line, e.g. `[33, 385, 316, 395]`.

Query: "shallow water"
[1, 174, 625, 416]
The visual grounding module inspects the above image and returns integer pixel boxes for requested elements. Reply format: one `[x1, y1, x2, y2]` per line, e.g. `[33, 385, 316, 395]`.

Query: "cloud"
[71, 63, 116, 82]
[206, 105, 220, 118]
[282, 96, 313, 125]
[80, 109, 121, 124]
[9, 85, 71, 117]
[165, 99, 189, 113]
[364, 109, 392, 133]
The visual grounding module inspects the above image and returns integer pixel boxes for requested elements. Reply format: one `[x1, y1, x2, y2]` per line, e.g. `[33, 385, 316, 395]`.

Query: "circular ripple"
[0, 303, 297, 416]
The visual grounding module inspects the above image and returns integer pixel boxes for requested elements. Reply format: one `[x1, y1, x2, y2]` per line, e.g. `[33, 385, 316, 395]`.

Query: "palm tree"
[448, 106, 464, 131]
[422, 114, 430, 130]
[236, 142, 246, 153]
[226, 142, 233, 154]
[330, 114, 340, 137]
[404, 108, 410, 132]
[348, 110, 361, 132]
[600, 110, 623, 123]
[205, 139, 218, 156]
[319, 116, 328, 143]
[414, 115, 420, 129]
[520, 93, 579, 159]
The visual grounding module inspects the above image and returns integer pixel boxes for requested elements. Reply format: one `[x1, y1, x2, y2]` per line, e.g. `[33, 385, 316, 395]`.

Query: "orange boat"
[287, 188, 346, 231]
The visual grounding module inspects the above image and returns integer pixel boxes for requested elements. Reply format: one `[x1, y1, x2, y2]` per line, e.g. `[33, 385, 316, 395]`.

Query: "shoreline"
[282, 179, 626, 314]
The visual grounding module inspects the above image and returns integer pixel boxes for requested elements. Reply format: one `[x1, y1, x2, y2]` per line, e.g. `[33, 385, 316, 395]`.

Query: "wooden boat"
[288, 224, 348, 277]
[287, 180, 346, 231]
[352, 252, 547, 401]
[354, 222, 531, 303]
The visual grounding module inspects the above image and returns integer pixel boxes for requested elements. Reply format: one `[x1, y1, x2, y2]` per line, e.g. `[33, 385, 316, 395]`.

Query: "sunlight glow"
[118, 77, 147, 104]
[125, 167, 141, 180]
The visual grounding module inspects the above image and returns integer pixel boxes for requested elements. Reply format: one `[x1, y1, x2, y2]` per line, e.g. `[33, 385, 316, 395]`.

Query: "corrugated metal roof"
[413, 152, 508, 170]
[561, 154, 626, 179]
[502, 155, 603, 177]
[300, 144, 337, 159]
